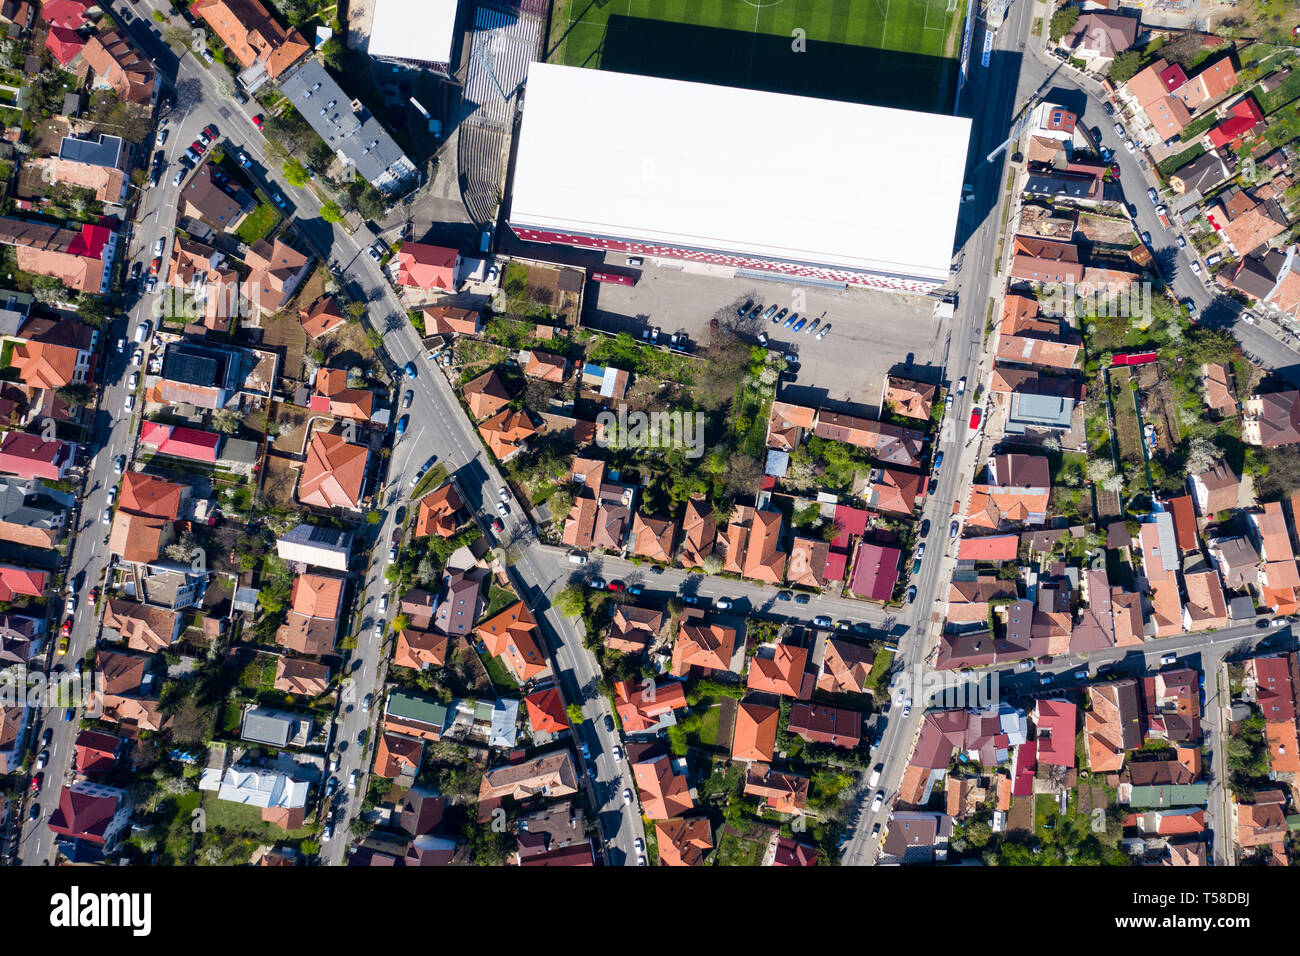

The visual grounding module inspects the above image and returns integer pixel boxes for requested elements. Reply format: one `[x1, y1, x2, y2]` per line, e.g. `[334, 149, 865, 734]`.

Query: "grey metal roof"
[59, 133, 124, 169]
[278, 59, 418, 196]
[241, 706, 296, 747]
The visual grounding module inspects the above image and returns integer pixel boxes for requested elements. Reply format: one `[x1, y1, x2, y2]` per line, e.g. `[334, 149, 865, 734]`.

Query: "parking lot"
[581, 262, 948, 415]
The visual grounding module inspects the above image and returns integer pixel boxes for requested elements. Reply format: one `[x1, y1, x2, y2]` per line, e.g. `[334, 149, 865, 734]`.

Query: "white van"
[134, 321, 150, 343]
[567, 552, 588, 565]
[867, 765, 882, 788]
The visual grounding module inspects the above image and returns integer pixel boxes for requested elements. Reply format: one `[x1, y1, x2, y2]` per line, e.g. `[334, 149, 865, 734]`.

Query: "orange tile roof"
[561, 495, 597, 549]
[191, 0, 309, 79]
[746, 644, 813, 699]
[392, 628, 449, 671]
[298, 431, 369, 510]
[476, 601, 549, 682]
[1182, 569, 1228, 631]
[632, 755, 694, 820]
[314, 368, 374, 421]
[1265, 719, 1300, 773]
[273, 657, 330, 696]
[298, 295, 346, 339]
[10, 340, 78, 389]
[522, 350, 567, 382]
[630, 512, 677, 562]
[884, 376, 936, 421]
[742, 506, 786, 584]
[817, 639, 874, 695]
[461, 368, 511, 420]
[731, 702, 778, 762]
[787, 535, 829, 588]
[744, 763, 809, 815]
[80, 29, 155, 104]
[671, 617, 736, 677]
[523, 687, 569, 735]
[373, 731, 423, 779]
[291, 573, 345, 619]
[613, 679, 687, 733]
[108, 511, 168, 565]
[414, 482, 462, 538]
[118, 471, 184, 518]
[478, 408, 537, 461]
[678, 495, 716, 568]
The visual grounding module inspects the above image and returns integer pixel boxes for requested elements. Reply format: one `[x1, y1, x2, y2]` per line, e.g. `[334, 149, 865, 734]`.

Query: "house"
[414, 482, 462, 538]
[607, 603, 663, 655]
[882, 375, 936, 422]
[878, 812, 954, 865]
[630, 513, 676, 563]
[182, 163, 251, 232]
[677, 495, 716, 568]
[1061, 11, 1137, 69]
[432, 569, 481, 638]
[1169, 150, 1232, 196]
[275, 522, 353, 572]
[1209, 535, 1260, 590]
[1189, 459, 1240, 516]
[1232, 247, 1288, 301]
[1243, 390, 1300, 446]
[461, 368, 512, 420]
[767, 400, 817, 451]
[1249, 502, 1300, 613]
[521, 349, 567, 383]
[787, 536, 830, 589]
[1208, 185, 1288, 258]
[1009, 235, 1083, 285]
[276, 572, 344, 656]
[297, 431, 370, 511]
[100, 599, 180, 654]
[523, 687, 569, 736]
[1207, 95, 1264, 150]
[996, 294, 1082, 370]
[1035, 699, 1077, 768]
[731, 701, 779, 762]
[1235, 795, 1288, 854]
[1085, 680, 1143, 773]
[1139, 517, 1184, 637]
[28, 134, 129, 206]
[421, 305, 482, 337]
[0, 217, 115, 294]
[81, 29, 156, 105]
[0, 433, 74, 481]
[313, 368, 374, 422]
[243, 238, 310, 315]
[1182, 568, 1229, 631]
[848, 541, 901, 602]
[787, 701, 862, 748]
[241, 706, 312, 748]
[476, 601, 549, 683]
[655, 817, 712, 866]
[745, 764, 809, 815]
[0, 613, 44, 665]
[866, 466, 923, 517]
[383, 690, 450, 742]
[816, 638, 874, 695]
[399, 588, 438, 631]
[724, 505, 786, 584]
[747, 643, 813, 699]
[592, 480, 635, 551]
[373, 730, 424, 780]
[1201, 363, 1236, 424]
[155, 341, 243, 409]
[47, 782, 130, 851]
[613, 679, 687, 735]
[477, 750, 579, 803]
[139, 422, 221, 465]
[72, 730, 124, 777]
[672, 610, 736, 678]
[197, 764, 309, 830]
[477, 408, 536, 462]
[1143, 668, 1202, 744]
[1122, 56, 1237, 141]
[632, 754, 694, 820]
[0, 704, 28, 772]
[109, 472, 187, 565]
[190, 0, 310, 81]
[396, 243, 459, 291]
[43, 25, 84, 66]
[273, 658, 330, 696]
[298, 295, 347, 339]
[392, 627, 450, 671]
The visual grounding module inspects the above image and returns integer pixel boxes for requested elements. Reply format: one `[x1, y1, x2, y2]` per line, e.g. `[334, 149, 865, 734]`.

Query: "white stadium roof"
[368, 0, 459, 66]
[510, 64, 972, 284]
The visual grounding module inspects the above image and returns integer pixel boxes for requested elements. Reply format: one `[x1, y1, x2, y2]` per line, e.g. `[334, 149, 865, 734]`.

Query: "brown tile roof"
[744, 763, 809, 815]
[298, 295, 346, 339]
[273, 657, 330, 695]
[373, 731, 423, 779]
[678, 495, 716, 568]
[1009, 235, 1084, 284]
[478, 408, 536, 461]
[787, 536, 829, 589]
[522, 350, 567, 382]
[108, 511, 169, 564]
[81, 28, 154, 103]
[655, 817, 712, 866]
[1202, 362, 1237, 415]
[787, 701, 862, 748]
[817, 639, 874, 695]
[478, 750, 579, 803]
[630, 512, 676, 562]
[243, 238, 309, 313]
[607, 603, 663, 655]
[883, 376, 936, 421]
[101, 599, 178, 653]
[421, 305, 481, 336]
[392, 628, 450, 671]
[461, 368, 512, 420]
[414, 482, 462, 537]
[746, 643, 813, 699]
[476, 601, 549, 682]
[672, 615, 736, 677]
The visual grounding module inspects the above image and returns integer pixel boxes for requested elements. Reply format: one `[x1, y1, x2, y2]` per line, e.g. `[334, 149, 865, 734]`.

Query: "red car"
[88, 587, 98, 604]
[60, 619, 72, 637]
[252, 114, 263, 130]
[607, 581, 624, 592]
[31, 772, 43, 792]
[969, 407, 982, 430]
[149, 256, 161, 276]
[491, 517, 504, 533]
[191, 140, 204, 154]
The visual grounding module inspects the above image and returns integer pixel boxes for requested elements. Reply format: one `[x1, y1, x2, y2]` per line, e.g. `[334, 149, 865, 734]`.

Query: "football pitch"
[546, 0, 969, 113]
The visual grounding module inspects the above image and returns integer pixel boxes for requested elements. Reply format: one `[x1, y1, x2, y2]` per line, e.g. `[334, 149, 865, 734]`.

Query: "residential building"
[613, 679, 687, 735]
[190, 0, 309, 82]
[0, 433, 74, 481]
[1243, 390, 1300, 446]
[243, 238, 310, 315]
[677, 495, 716, 568]
[655, 817, 712, 866]
[28, 133, 129, 205]
[80, 29, 156, 104]
[47, 781, 130, 852]
[476, 601, 550, 683]
[392, 627, 450, 671]
[1061, 11, 1137, 70]
[0, 217, 115, 294]
[297, 430, 370, 511]
[431, 568, 481, 638]
[787, 701, 862, 748]
[477, 750, 579, 803]
[414, 482, 463, 538]
[396, 242, 459, 290]
[181, 163, 251, 232]
[1189, 459, 1240, 516]
[607, 603, 662, 656]
[730, 701, 778, 763]
[477, 407, 536, 461]
[298, 295, 347, 339]
[461, 368, 511, 420]
[1085, 679, 1143, 773]
[197, 764, 309, 830]
[882, 375, 936, 421]
[275, 522, 353, 572]
[100, 599, 181, 654]
[276, 571, 344, 656]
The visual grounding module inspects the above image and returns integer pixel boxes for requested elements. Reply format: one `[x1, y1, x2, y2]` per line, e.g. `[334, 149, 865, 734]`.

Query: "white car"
[956, 377, 966, 395]
[153, 238, 165, 256]
[871, 791, 884, 813]
[132, 348, 143, 366]
[1159, 653, 1177, 666]
[499, 486, 509, 501]
[637, 855, 647, 866]
[633, 838, 644, 852]
[348, 771, 358, 791]
[124, 394, 136, 412]
[496, 501, 509, 517]
[1124, 139, 1136, 152]
[622, 789, 633, 806]
[128, 372, 139, 389]
[902, 703, 911, 718]
[172, 169, 184, 187]
[106, 486, 117, 506]
[378, 593, 389, 614]
[322, 824, 333, 841]
[612, 746, 623, 762]
[1190, 261, 1202, 275]
[65, 596, 76, 614]
[102, 507, 112, 524]
[387, 546, 397, 564]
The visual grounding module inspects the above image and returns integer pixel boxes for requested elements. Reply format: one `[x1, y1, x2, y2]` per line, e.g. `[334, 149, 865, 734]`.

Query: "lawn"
[547, 0, 967, 113]
[235, 202, 281, 245]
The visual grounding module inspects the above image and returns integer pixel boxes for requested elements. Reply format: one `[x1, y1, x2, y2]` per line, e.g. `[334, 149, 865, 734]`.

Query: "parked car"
[1140, 231, 1152, 246]
[496, 501, 509, 517]
[622, 789, 633, 806]
[907, 585, 917, 604]
[378, 593, 389, 614]
[792, 317, 807, 332]
[172, 168, 185, 187]
[812, 615, 832, 628]
[1189, 260, 1202, 275]
[1125, 139, 1135, 152]
[713, 597, 732, 610]
[567, 552, 587, 565]
[132, 348, 143, 366]
[816, 324, 831, 340]
[1113, 122, 1125, 136]
[757, 331, 769, 347]
[252, 113, 264, 129]
[804, 317, 820, 335]
[1176, 235, 1187, 249]
[794, 593, 811, 605]
[237, 150, 251, 168]
[871, 791, 884, 813]
[761, 305, 778, 322]
[949, 519, 960, 538]
[956, 377, 966, 395]
[587, 577, 607, 591]
[781, 311, 796, 328]
[395, 414, 409, 436]
[969, 407, 982, 430]
[737, 299, 753, 317]
[348, 771, 359, 791]
[491, 517, 504, 533]
[776, 590, 792, 601]
[403, 361, 417, 379]
[607, 580, 624, 592]
[271, 192, 287, 209]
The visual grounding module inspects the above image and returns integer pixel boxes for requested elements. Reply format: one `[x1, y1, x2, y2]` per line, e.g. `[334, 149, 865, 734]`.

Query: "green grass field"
[547, 0, 968, 112]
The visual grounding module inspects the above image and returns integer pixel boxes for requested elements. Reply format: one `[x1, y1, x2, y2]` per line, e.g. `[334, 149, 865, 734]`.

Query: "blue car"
[63, 708, 74, 722]
[403, 361, 417, 379]
[782, 312, 798, 329]
[792, 317, 807, 332]
[396, 414, 409, 436]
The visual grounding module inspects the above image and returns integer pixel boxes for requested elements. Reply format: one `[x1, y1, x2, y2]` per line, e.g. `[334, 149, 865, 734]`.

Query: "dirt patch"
[1135, 363, 1180, 457]
[271, 402, 313, 454]
[1111, 367, 1143, 464]
[1007, 793, 1035, 834]
[31, 117, 71, 155]
[1076, 781, 1109, 816]
[260, 310, 308, 384]
[319, 319, 384, 378]
[1078, 212, 1138, 247]
[260, 453, 301, 511]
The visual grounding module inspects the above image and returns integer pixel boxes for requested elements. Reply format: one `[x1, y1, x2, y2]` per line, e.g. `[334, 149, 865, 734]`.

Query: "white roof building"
[199, 765, 309, 811]
[510, 64, 972, 294]
[368, 0, 459, 74]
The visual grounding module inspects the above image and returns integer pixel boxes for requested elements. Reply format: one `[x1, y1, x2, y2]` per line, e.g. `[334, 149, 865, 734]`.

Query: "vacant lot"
[548, 0, 966, 112]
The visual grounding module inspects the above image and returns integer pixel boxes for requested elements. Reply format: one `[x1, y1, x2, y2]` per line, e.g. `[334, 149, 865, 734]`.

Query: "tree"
[1049, 5, 1080, 42]
[553, 584, 587, 619]
[566, 703, 583, 726]
[391, 613, 411, 632]
[364, 328, 384, 350]
[1087, 458, 1115, 483]
[1186, 436, 1221, 475]
[1109, 50, 1142, 83]
[320, 200, 343, 224]
[281, 158, 310, 188]
[76, 293, 108, 329]
[31, 276, 67, 305]
[321, 35, 345, 72]
[210, 409, 239, 434]
[55, 382, 95, 407]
